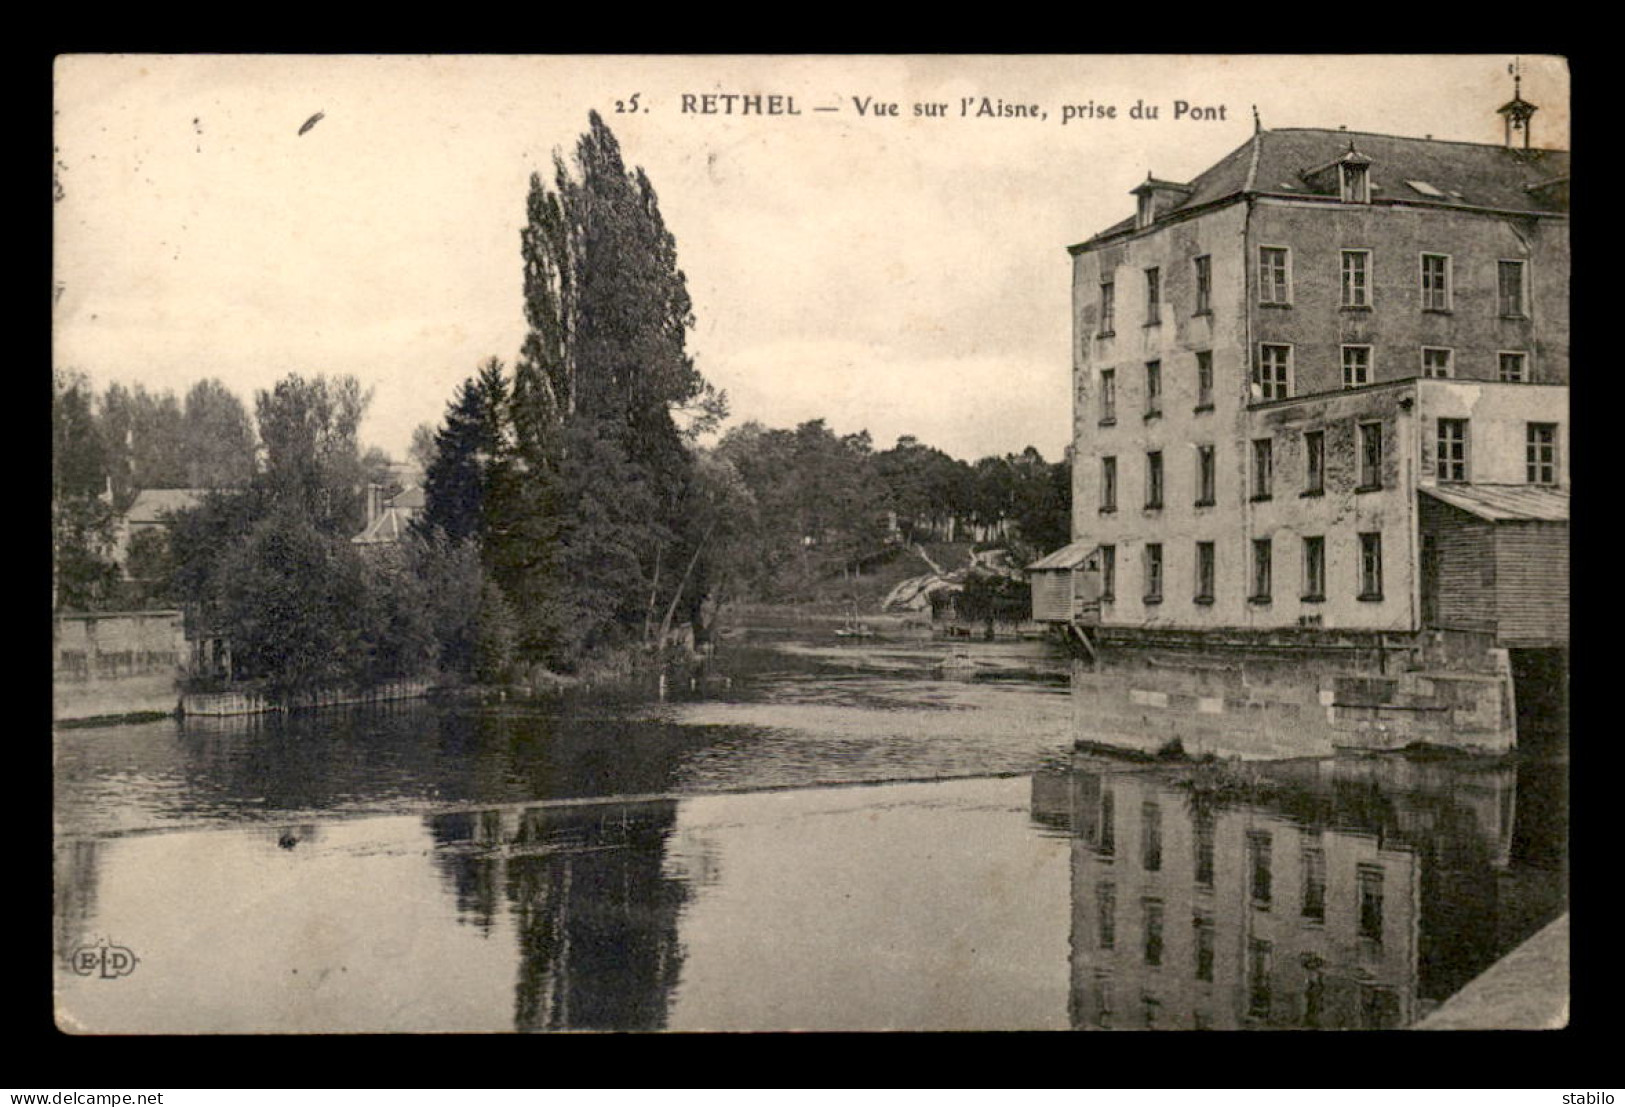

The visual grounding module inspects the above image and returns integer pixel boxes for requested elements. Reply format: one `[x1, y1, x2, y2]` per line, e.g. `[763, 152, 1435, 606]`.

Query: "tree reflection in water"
[427, 799, 687, 1031]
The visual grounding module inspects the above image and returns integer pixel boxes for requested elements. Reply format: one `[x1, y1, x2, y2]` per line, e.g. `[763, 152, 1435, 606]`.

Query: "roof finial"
[1252, 104, 1261, 134]
[1498, 57, 1538, 151]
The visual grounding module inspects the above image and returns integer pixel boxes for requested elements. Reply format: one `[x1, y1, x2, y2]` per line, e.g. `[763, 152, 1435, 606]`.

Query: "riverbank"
[1417, 913, 1569, 1030]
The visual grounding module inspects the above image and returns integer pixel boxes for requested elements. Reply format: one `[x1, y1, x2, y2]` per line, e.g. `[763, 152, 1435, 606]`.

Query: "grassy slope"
[781, 541, 976, 612]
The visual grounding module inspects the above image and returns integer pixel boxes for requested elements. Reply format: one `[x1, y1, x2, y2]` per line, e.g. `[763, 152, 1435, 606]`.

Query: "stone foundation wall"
[1071, 636, 1516, 759]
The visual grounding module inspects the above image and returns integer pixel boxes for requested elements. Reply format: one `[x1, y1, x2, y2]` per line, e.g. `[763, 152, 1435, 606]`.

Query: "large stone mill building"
[1033, 83, 1569, 756]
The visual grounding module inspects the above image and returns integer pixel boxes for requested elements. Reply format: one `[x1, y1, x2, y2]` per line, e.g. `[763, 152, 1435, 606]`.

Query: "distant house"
[352, 483, 425, 547]
[115, 488, 205, 564]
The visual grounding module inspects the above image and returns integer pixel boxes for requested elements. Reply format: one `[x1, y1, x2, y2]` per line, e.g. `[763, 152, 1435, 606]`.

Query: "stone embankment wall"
[54, 611, 186, 721]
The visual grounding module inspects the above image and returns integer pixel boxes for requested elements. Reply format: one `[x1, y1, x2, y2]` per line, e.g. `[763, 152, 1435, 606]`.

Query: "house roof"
[1074, 127, 1569, 250]
[351, 507, 414, 545]
[1029, 539, 1099, 571]
[390, 485, 426, 511]
[1422, 483, 1569, 523]
[127, 488, 205, 523]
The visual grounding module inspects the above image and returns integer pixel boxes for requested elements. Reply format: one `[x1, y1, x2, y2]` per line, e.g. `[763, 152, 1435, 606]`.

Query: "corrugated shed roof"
[1422, 483, 1569, 523]
[1076, 128, 1568, 249]
[127, 488, 205, 522]
[1029, 539, 1098, 571]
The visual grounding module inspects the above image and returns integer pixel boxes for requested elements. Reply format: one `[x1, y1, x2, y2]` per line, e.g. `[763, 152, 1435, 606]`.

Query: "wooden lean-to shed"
[1028, 540, 1103, 624]
[1418, 484, 1568, 648]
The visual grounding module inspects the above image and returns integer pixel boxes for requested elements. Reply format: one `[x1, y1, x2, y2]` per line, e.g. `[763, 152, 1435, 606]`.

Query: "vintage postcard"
[52, 54, 1569, 1033]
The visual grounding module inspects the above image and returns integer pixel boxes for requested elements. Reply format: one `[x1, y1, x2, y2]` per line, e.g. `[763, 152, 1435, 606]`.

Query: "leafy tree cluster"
[52, 370, 120, 611]
[417, 112, 726, 672]
[53, 370, 262, 611]
[164, 374, 459, 700]
[704, 420, 1071, 601]
[98, 379, 257, 509]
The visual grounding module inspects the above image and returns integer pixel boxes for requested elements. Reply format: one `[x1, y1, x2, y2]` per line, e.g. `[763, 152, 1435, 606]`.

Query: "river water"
[53, 626, 1566, 1032]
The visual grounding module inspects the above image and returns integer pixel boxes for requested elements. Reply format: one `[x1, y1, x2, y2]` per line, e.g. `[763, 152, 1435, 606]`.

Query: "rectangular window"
[1145, 360, 1162, 416]
[1256, 344, 1291, 400]
[1422, 347, 1454, 379]
[1259, 246, 1291, 305]
[1143, 544, 1164, 604]
[1498, 259, 1528, 318]
[1361, 986, 1401, 1030]
[1099, 787, 1115, 855]
[1358, 422, 1384, 490]
[1194, 914, 1215, 983]
[1196, 350, 1214, 408]
[1341, 249, 1371, 307]
[1357, 864, 1385, 942]
[1193, 810, 1215, 886]
[1097, 882, 1116, 949]
[1194, 255, 1212, 314]
[1251, 539, 1273, 603]
[1100, 456, 1118, 512]
[1194, 542, 1215, 604]
[1437, 418, 1470, 482]
[1093, 976, 1114, 1029]
[1100, 545, 1116, 603]
[1360, 532, 1384, 600]
[1247, 939, 1273, 1019]
[1146, 451, 1164, 509]
[1341, 162, 1371, 203]
[1141, 801, 1163, 870]
[1302, 536, 1325, 600]
[1248, 831, 1272, 906]
[1421, 253, 1452, 311]
[1304, 971, 1326, 1029]
[1143, 898, 1164, 967]
[1304, 430, 1325, 494]
[1527, 423, 1558, 485]
[1499, 351, 1529, 382]
[1145, 267, 1161, 324]
[1099, 368, 1117, 422]
[1251, 438, 1273, 501]
[1195, 445, 1216, 506]
[1099, 281, 1116, 335]
[1301, 844, 1327, 922]
[1341, 345, 1372, 388]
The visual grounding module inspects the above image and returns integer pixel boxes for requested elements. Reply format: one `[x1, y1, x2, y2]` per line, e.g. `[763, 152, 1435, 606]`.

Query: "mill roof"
[1073, 127, 1569, 250]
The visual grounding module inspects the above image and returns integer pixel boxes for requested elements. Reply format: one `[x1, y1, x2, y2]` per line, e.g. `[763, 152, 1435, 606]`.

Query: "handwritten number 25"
[615, 94, 641, 114]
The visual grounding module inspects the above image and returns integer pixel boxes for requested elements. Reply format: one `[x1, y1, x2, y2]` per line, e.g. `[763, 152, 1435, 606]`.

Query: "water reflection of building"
[427, 799, 687, 1032]
[1033, 751, 1562, 1030]
[53, 838, 103, 965]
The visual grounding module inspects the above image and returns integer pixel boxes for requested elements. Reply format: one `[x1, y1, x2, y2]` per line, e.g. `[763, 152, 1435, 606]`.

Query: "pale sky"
[52, 54, 1569, 464]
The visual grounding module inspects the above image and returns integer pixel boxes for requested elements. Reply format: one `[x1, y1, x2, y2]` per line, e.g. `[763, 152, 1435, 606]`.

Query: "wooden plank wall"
[1494, 521, 1569, 646]
[1419, 495, 1497, 634]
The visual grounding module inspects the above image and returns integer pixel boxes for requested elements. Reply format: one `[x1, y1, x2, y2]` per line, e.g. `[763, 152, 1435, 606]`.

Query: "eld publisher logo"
[69, 941, 138, 979]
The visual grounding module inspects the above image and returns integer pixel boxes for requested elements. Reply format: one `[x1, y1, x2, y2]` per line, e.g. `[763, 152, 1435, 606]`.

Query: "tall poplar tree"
[510, 112, 722, 666]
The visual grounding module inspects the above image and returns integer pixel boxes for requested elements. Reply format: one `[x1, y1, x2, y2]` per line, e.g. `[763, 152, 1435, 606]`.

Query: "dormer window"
[1340, 161, 1370, 203]
[1130, 177, 1193, 232]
